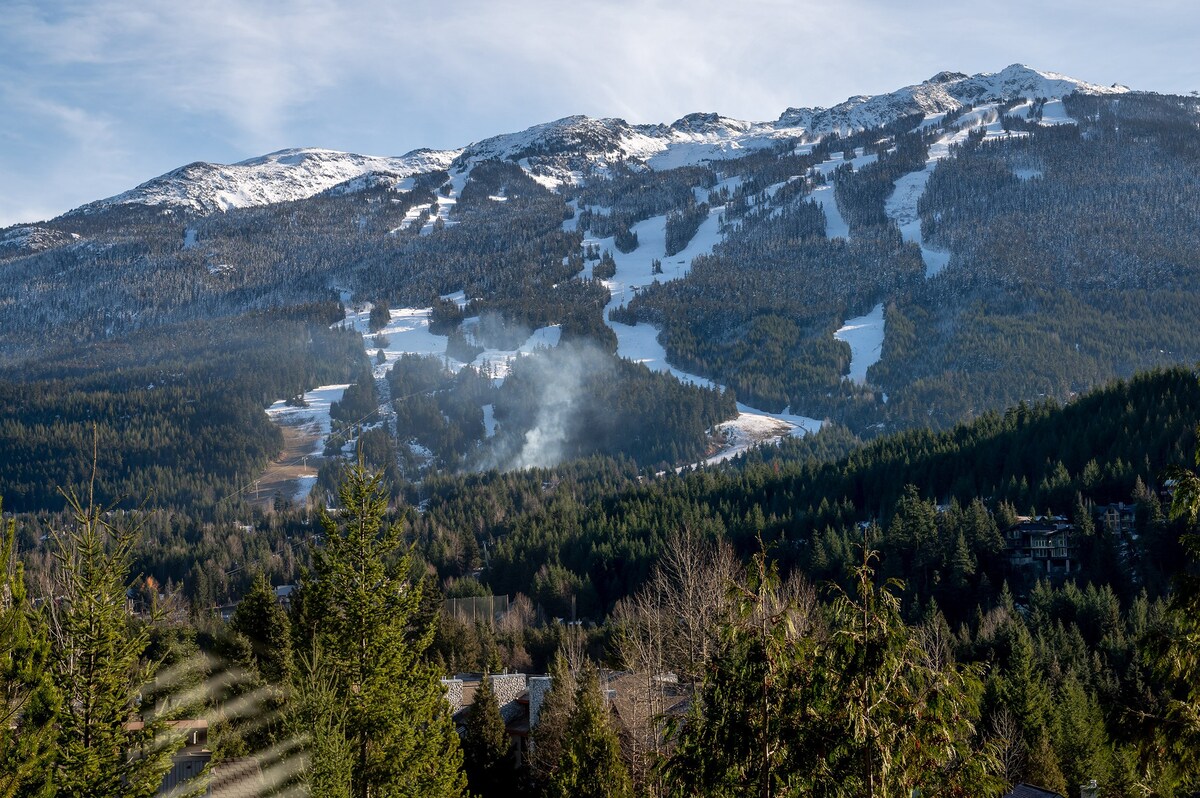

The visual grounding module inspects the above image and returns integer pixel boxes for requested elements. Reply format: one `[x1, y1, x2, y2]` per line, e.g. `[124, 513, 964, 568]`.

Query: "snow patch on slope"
[265, 384, 350, 457]
[834, 303, 886, 384]
[79, 147, 459, 215]
[589, 198, 822, 459]
[778, 63, 1125, 137]
[885, 104, 1026, 277]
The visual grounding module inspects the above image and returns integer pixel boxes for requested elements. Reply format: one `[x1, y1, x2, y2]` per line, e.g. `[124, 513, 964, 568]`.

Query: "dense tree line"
[0, 304, 364, 512]
[4, 371, 1200, 795]
[870, 92, 1200, 430]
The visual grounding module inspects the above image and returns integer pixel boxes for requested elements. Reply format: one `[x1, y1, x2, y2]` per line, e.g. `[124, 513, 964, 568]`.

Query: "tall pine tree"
[304, 463, 465, 798]
[462, 675, 512, 798]
[527, 651, 575, 793]
[547, 666, 631, 798]
[0, 506, 58, 798]
[49, 486, 182, 797]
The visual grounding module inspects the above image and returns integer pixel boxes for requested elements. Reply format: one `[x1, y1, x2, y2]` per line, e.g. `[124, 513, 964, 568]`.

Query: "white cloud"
[1, 0, 1197, 223]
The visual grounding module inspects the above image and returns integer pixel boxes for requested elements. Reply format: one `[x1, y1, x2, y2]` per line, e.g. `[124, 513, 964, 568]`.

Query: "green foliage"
[0, 507, 58, 798]
[304, 463, 466, 797]
[0, 304, 363, 513]
[230, 573, 294, 686]
[462, 675, 513, 798]
[287, 645, 354, 798]
[49, 486, 182, 797]
[528, 652, 576, 792]
[665, 548, 1001, 798]
[547, 666, 632, 798]
[1144, 430, 1200, 791]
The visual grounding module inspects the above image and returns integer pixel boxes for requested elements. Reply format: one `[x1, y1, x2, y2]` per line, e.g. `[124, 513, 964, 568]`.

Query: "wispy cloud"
[1, 0, 1197, 224]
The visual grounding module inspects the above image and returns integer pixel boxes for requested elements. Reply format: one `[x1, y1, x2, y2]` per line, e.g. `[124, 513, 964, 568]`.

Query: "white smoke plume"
[483, 341, 614, 471]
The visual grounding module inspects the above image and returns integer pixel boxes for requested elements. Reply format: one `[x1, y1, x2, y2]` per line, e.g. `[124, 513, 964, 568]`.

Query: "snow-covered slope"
[60, 65, 1128, 215]
[453, 65, 1125, 184]
[777, 64, 1127, 136]
[76, 147, 460, 215]
[0, 225, 80, 257]
[453, 112, 799, 186]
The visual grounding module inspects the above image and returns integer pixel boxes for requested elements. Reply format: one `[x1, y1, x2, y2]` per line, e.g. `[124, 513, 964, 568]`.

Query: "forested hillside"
[0, 75, 1198, 505]
[4, 368, 1200, 796]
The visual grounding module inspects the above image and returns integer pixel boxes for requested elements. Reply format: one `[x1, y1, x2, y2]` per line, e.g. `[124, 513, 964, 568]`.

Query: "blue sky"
[2, 0, 1197, 226]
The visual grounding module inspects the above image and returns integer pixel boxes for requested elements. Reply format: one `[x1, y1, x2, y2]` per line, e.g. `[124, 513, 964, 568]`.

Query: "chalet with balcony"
[1005, 516, 1079, 575]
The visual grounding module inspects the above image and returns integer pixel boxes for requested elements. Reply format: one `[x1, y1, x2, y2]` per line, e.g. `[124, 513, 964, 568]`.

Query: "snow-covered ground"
[806, 149, 876, 240]
[834, 303, 886, 384]
[394, 202, 432, 235]
[812, 148, 878, 179]
[84, 147, 460, 215]
[344, 300, 561, 383]
[263, 383, 350, 501]
[420, 169, 471, 235]
[264, 287, 560, 500]
[811, 185, 849, 240]
[1039, 99, 1076, 125]
[265, 384, 349, 454]
[596, 210, 722, 387]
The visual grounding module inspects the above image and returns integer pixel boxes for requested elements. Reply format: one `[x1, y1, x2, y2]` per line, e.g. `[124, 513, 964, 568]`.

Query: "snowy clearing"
[265, 384, 349, 456]
[420, 169, 471, 235]
[343, 300, 561, 383]
[811, 184, 849, 240]
[834, 303, 886, 384]
[811, 148, 878, 179]
[1038, 99, 1076, 125]
[261, 383, 350, 503]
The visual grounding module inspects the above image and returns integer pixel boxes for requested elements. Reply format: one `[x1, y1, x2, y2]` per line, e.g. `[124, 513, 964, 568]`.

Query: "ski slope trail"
[885, 105, 1023, 277]
[585, 201, 822, 466]
[834, 303, 886, 384]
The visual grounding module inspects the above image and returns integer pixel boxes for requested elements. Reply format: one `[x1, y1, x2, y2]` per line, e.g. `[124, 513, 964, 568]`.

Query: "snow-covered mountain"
[74, 147, 460, 215]
[776, 63, 1128, 133]
[453, 111, 792, 184]
[452, 64, 1128, 186]
[64, 65, 1129, 216]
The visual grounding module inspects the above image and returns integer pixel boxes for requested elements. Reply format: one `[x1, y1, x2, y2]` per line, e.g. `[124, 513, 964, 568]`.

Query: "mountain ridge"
[57, 64, 1129, 218]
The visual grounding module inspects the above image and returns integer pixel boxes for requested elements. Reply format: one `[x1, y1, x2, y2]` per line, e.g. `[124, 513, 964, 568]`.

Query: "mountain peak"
[60, 64, 1132, 217]
[929, 70, 968, 84]
[75, 147, 459, 215]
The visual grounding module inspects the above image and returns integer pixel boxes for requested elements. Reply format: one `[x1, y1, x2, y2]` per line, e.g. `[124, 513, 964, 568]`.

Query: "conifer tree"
[1148, 430, 1200, 789]
[664, 550, 813, 798]
[528, 651, 575, 791]
[548, 666, 631, 798]
[230, 572, 294, 685]
[49, 485, 182, 797]
[821, 547, 1001, 798]
[225, 572, 294, 752]
[288, 644, 353, 798]
[305, 463, 465, 798]
[0, 506, 58, 798]
[462, 675, 511, 798]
